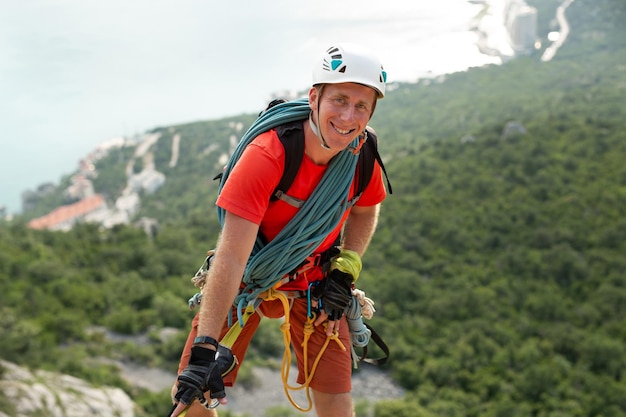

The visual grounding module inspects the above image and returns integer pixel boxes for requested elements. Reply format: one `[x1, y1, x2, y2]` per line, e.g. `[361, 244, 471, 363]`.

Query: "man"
[171, 42, 388, 417]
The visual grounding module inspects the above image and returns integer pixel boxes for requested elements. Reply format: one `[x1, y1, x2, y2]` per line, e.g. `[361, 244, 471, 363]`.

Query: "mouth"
[330, 122, 355, 136]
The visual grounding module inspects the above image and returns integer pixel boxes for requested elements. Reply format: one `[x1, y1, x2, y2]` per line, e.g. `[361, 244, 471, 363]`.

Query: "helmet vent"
[322, 46, 346, 73]
[322, 58, 346, 73]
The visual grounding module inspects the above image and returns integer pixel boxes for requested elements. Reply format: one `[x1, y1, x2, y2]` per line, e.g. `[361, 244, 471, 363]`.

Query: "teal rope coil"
[216, 98, 361, 319]
[346, 297, 371, 348]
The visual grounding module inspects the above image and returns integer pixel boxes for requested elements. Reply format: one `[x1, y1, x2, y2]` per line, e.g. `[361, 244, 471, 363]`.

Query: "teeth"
[330, 122, 353, 135]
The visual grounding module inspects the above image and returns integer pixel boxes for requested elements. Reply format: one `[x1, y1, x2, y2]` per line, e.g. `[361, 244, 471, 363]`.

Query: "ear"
[308, 87, 319, 108]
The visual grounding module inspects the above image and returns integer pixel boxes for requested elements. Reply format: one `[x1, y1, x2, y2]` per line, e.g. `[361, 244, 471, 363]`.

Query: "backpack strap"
[349, 128, 393, 206]
[271, 120, 306, 208]
[365, 130, 392, 195]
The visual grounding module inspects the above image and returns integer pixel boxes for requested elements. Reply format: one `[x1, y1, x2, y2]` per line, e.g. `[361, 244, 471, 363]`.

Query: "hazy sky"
[0, 0, 503, 213]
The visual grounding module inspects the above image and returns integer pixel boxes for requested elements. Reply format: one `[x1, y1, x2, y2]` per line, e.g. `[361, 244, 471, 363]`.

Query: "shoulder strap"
[271, 120, 305, 204]
[365, 130, 392, 195]
[350, 129, 393, 205]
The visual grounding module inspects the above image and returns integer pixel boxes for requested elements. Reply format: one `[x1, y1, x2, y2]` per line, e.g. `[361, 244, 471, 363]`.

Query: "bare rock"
[0, 360, 135, 417]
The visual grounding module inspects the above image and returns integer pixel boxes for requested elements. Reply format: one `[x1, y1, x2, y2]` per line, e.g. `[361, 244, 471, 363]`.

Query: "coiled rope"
[216, 98, 362, 319]
[346, 289, 376, 367]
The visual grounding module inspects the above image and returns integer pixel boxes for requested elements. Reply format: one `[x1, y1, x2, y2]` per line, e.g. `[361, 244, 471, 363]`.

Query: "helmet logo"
[322, 46, 347, 73]
[314, 44, 386, 97]
[322, 58, 347, 73]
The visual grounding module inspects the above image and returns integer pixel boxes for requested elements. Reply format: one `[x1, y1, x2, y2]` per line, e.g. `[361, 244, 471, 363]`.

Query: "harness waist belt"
[276, 246, 340, 289]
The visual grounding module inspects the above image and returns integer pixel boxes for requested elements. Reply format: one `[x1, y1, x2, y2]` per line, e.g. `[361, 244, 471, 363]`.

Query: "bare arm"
[341, 203, 381, 256]
[315, 203, 381, 334]
[170, 212, 258, 415]
[196, 211, 259, 345]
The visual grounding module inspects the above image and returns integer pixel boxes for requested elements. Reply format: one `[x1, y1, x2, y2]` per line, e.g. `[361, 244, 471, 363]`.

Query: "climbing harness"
[188, 249, 389, 412]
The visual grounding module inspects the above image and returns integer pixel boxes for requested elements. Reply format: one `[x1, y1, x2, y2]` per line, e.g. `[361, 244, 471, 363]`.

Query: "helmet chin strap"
[309, 111, 331, 150]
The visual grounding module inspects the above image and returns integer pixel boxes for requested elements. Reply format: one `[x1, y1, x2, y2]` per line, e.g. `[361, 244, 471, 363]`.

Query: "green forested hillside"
[2, 0, 626, 416]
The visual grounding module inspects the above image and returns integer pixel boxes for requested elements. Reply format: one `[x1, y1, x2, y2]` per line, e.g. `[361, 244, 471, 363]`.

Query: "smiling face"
[308, 82, 377, 152]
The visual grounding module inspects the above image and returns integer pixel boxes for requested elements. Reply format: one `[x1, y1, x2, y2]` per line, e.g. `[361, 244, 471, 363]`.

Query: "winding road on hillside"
[541, 0, 575, 62]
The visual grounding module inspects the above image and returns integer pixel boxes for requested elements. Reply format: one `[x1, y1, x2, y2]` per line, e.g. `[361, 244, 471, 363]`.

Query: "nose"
[339, 105, 356, 122]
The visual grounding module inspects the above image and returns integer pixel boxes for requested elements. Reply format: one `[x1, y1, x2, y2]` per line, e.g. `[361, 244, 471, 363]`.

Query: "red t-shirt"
[216, 127, 387, 288]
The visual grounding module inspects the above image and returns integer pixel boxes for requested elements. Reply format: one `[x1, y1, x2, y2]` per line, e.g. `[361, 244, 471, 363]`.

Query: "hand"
[170, 346, 226, 416]
[314, 309, 343, 336]
[312, 269, 354, 335]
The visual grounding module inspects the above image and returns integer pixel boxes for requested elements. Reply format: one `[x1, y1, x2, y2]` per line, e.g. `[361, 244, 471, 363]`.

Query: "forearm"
[196, 254, 244, 341]
[341, 204, 380, 256]
[197, 212, 258, 341]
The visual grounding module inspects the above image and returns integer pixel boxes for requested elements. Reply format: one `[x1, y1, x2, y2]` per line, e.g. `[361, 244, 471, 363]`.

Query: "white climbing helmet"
[312, 43, 387, 98]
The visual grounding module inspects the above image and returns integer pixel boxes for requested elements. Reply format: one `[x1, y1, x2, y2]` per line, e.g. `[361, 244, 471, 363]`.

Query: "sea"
[0, 0, 510, 215]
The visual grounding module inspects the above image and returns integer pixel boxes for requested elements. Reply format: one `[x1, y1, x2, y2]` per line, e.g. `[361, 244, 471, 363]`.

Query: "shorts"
[176, 297, 352, 394]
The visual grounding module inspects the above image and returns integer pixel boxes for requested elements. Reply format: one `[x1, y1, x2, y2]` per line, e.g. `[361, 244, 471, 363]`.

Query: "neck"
[304, 119, 338, 165]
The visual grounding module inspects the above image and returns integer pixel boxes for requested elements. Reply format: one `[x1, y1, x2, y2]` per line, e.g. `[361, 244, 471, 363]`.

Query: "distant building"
[78, 158, 97, 178]
[115, 191, 141, 217]
[99, 210, 131, 229]
[64, 175, 95, 202]
[27, 194, 108, 231]
[128, 169, 166, 194]
[504, 0, 538, 54]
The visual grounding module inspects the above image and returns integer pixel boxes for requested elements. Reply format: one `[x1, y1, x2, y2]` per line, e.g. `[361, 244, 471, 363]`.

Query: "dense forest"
[2, 0, 626, 416]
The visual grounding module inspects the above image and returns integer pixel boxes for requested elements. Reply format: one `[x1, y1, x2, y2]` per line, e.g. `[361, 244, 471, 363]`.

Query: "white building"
[128, 169, 166, 194]
[504, 0, 538, 54]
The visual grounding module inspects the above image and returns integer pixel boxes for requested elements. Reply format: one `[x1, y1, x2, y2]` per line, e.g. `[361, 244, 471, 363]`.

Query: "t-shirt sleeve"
[216, 131, 284, 224]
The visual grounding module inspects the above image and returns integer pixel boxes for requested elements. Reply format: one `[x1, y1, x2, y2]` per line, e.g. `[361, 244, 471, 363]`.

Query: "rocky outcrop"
[0, 360, 135, 417]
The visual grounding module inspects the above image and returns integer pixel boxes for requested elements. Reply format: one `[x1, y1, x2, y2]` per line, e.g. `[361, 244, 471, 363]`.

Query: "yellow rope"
[263, 287, 347, 412]
[211, 285, 347, 413]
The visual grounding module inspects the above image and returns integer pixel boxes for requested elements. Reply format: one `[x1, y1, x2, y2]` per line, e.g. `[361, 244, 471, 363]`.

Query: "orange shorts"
[176, 297, 352, 394]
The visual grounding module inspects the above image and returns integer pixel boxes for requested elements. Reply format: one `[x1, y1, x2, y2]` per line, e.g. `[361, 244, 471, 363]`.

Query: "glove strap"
[193, 336, 219, 349]
[190, 346, 217, 364]
[332, 249, 362, 282]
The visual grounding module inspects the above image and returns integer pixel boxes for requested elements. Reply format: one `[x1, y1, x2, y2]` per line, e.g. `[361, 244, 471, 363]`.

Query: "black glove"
[312, 269, 354, 321]
[174, 346, 226, 406]
[215, 344, 237, 377]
